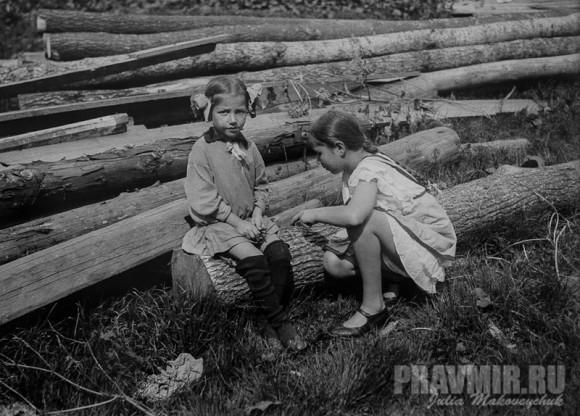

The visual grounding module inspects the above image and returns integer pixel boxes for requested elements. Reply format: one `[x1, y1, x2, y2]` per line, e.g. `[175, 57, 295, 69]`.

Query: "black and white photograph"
[1, 0, 579, 414]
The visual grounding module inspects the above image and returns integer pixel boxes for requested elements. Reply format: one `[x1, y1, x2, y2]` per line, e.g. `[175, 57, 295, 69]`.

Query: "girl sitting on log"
[292, 110, 456, 338]
[182, 75, 307, 352]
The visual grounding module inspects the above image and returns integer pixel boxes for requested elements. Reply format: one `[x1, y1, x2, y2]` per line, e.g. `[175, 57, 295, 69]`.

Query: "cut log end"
[170, 248, 215, 298]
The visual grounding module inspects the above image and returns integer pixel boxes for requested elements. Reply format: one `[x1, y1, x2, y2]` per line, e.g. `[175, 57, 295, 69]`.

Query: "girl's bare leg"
[323, 251, 357, 279]
[342, 210, 402, 328]
[228, 242, 263, 261]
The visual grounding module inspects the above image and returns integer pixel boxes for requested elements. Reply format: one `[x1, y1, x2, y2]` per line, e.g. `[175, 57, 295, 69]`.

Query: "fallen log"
[4, 14, 579, 91]
[374, 54, 580, 99]
[20, 34, 580, 108]
[249, 36, 580, 87]
[0, 113, 314, 221]
[2, 99, 499, 166]
[0, 35, 228, 98]
[1, 159, 578, 325]
[461, 138, 531, 154]
[0, 114, 128, 152]
[452, 0, 580, 16]
[173, 159, 580, 302]
[0, 127, 459, 264]
[35, 8, 564, 34]
[43, 11, 574, 60]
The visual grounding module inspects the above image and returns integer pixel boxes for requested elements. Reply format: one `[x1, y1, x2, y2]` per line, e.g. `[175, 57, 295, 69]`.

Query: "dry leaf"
[488, 321, 517, 352]
[473, 287, 492, 309]
[137, 353, 203, 402]
[245, 400, 282, 415]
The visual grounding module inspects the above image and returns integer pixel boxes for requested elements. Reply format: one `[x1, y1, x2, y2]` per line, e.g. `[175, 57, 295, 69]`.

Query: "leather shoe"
[330, 306, 390, 338]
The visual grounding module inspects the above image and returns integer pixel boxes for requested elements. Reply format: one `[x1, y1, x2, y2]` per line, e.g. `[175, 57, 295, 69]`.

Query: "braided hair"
[203, 75, 255, 121]
[310, 110, 438, 194]
[309, 110, 378, 153]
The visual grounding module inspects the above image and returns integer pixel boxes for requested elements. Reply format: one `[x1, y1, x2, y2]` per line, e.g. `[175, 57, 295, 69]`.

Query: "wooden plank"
[0, 199, 188, 325]
[0, 99, 542, 166]
[2, 89, 195, 137]
[0, 114, 129, 152]
[0, 34, 229, 98]
[0, 73, 413, 137]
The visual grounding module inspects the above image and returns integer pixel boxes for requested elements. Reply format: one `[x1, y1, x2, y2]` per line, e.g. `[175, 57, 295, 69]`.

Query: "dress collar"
[203, 127, 248, 145]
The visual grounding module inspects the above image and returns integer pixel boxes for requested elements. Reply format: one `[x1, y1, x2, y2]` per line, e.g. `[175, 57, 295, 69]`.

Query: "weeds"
[1, 80, 579, 416]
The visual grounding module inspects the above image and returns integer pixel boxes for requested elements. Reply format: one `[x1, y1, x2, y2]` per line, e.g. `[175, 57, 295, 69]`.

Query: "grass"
[1, 79, 579, 415]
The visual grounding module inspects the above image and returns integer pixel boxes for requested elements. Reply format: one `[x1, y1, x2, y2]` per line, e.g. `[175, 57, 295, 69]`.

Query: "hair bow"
[189, 83, 264, 121]
[190, 94, 212, 121]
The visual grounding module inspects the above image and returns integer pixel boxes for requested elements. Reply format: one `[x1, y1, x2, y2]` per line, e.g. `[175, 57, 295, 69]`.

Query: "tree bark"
[0, 116, 312, 221]
[0, 127, 460, 264]
[0, 36, 227, 98]
[247, 36, 580, 83]
[43, 11, 575, 60]
[176, 160, 580, 303]
[35, 8, 564, 34]
[452, 0, 580, 16]
[2, 160, 577, 324]
[4, 14, 578, 90]
[18, 35, 580, 108]
[374, 54, 580, 99]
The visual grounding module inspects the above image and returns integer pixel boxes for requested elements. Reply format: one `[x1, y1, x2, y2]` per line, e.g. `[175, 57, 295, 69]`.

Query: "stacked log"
[175, 160, 580, 302]
[41, 12, 568, 60]
[0, 127, 460, 264]
[0, 7, 578, 327]
[2, 13, 578, 93]
[2, 159, 578, 324]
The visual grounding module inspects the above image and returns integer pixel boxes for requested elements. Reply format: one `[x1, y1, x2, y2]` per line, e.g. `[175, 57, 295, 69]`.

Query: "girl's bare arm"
[292, 180, 377, 227]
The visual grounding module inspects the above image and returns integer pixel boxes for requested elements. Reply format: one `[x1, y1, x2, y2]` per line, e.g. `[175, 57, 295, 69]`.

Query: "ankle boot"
[263, 240, 295, 309]
[235, 255, 287, 329]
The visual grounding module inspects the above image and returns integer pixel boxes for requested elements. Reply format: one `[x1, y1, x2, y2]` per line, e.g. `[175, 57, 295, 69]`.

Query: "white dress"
[342, 154, 457, 293]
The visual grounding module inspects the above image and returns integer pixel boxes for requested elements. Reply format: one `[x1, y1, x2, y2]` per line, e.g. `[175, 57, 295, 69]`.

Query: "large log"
[176, 160, 580, 302]
[1, 159, 578, 325]
[0, 111, 315, 221]
[3, 100, 454, 166]
[246, 36, 580, 84]
[4, 14, 579, 90]
[35, 8, 564, 34]
[0, 127, 460, 264]
[452, 0, 580, 16]
[16, 35, 580, 112]
[374, 54, 580, 99]
[43, 11, 573, 60]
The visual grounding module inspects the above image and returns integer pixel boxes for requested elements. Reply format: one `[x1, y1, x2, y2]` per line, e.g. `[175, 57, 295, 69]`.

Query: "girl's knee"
[323, 251, 356, 279]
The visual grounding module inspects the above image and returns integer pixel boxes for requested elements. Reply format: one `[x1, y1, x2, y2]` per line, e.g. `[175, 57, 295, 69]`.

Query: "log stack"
[0, 6, 578, 325]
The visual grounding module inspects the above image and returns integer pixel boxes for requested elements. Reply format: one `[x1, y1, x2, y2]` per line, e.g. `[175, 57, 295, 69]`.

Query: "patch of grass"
[1, 82, 579, 415]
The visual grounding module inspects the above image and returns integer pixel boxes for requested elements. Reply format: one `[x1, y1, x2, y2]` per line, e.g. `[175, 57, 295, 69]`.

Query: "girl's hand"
[236, 220, 261, 240]
[251, 207, 263, 231]
[291, 209, 317, 227]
